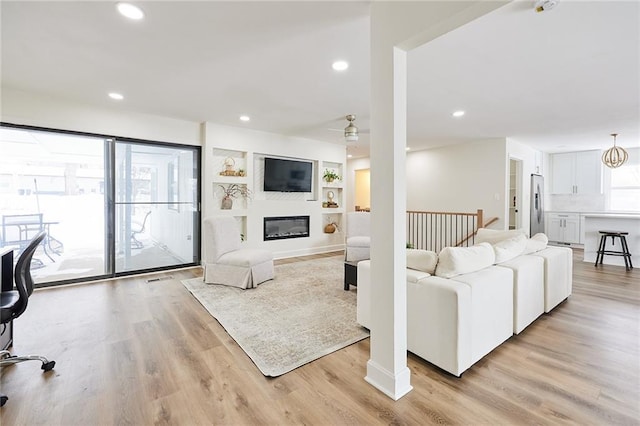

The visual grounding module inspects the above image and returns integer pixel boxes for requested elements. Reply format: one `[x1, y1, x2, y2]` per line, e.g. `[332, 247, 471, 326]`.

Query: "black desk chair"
[0, 231, 55, 407]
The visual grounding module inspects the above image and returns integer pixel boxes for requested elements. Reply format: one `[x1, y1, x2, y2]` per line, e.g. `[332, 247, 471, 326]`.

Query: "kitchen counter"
[547, 210, 640, 216]
[583, 213, 640, 219]
[582, 215, 639, 267]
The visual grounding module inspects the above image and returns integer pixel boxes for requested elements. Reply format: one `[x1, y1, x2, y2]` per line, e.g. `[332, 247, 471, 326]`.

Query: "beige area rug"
[182, 256, 369, 377]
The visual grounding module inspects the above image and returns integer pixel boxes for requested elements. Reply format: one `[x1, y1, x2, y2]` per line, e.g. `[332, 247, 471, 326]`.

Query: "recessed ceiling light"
[406, 147, 411, 151]
[117, 2, 145, 20]
[239, 115, 250, 122]
[332, 61, 349, 71]
[108, 92, 124, 100]
[347, 154, 353, 158]
[452, 110, 465, 118]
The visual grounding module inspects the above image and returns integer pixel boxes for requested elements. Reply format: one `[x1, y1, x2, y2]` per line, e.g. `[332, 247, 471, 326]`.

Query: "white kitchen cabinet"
[547, 213, 580, 244]
[550, 151, 602, 194]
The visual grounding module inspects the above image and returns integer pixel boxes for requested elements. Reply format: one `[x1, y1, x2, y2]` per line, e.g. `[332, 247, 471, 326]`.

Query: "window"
[608, 147, 640, 211]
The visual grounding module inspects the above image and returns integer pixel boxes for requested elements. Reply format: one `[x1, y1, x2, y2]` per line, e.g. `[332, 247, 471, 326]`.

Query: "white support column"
[366, 38, 412, 401]
[366, 0, 508, 401]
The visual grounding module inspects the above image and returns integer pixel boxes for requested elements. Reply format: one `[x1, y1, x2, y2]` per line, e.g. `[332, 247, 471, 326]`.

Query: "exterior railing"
[406, 209, 489, 253]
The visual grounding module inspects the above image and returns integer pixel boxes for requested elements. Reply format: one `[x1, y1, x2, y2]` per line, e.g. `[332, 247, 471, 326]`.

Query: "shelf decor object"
[602, 133, 628, 169]
[323, 169, 341, 183]
[219, 157, 246, 176]
[324, 217, 339, 234]
[218, 184, 251, 210]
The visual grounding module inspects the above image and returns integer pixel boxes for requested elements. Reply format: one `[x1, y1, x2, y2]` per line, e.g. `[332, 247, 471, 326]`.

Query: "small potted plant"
[219, 184, 251, 209]
[323, 169, 341, 183]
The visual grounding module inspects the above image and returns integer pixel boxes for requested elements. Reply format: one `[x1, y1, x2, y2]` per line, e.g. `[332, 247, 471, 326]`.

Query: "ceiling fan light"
[602, 133, 628, 168]
[344, 124, 358, 141]
[344, 114, 359, 141]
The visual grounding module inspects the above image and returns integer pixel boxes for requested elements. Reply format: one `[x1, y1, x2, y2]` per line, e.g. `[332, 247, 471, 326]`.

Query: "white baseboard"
[273, 244, 345, 260]
[365, 359, 412, 401]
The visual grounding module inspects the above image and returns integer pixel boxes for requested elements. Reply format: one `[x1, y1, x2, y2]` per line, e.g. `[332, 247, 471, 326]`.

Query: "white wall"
[406, 139, 507, 229]
[202, 122, 346, 259]
[346, 138, 535, 230]
[1, 87, 201, 146]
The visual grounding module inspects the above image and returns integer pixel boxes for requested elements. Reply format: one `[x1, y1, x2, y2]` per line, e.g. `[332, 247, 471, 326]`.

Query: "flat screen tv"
[263, 157, 313, 192]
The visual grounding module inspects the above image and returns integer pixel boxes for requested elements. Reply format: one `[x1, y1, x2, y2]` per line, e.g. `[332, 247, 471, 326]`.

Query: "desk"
[1, 247, 14, 350]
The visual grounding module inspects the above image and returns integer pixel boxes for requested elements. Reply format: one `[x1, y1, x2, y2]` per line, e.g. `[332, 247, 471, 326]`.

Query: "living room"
[1, 0, 638, 423]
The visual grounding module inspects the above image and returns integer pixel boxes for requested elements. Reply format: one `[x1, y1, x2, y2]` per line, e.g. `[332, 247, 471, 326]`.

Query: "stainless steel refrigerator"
[530, 174, 545, 235]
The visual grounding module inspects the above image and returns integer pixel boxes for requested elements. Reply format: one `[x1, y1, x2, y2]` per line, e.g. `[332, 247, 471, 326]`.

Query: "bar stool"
[595, 230, 633, 271]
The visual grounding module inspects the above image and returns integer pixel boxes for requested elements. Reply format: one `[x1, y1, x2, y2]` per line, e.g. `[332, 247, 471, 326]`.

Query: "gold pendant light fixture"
[602, 133, 628, 169]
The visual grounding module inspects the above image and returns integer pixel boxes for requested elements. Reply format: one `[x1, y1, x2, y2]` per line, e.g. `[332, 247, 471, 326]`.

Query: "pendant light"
[602, 133, 628, 169]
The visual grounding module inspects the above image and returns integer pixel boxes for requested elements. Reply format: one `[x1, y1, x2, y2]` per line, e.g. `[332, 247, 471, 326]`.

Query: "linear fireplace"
[264, 216, 310, 241]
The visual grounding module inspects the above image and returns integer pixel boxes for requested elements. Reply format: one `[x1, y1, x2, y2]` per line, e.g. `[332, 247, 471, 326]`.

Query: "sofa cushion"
[523, 233, 549, 254]
[346, 236, 370, 248]
[407, 268, 431, 283]
[493, 234, 527, 264]
[218, 249, 273, 267]
[406, 249, 438, 274]
[476, 228, 528, 244]
[435, 242, 496, 278]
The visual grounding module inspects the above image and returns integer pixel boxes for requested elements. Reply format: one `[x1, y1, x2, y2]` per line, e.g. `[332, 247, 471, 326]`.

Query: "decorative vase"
[324, 223, 336, 234]
[221, 196, 233, 210]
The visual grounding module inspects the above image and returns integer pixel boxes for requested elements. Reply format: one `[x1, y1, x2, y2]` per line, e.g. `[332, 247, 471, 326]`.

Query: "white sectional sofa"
[356, 229, 572, 377]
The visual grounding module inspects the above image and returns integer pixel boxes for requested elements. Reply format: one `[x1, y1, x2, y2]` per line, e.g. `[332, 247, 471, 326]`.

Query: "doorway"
[354, 168, 370, 211]
[508, 158, 522, 230]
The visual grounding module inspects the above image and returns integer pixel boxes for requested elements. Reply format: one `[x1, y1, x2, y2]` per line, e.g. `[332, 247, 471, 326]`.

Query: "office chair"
[131, 210, 151, 249]
[0, 231, 55, 407]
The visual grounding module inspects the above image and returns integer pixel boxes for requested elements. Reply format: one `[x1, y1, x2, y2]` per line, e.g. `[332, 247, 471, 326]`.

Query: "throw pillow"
[476, 228, 528, 245]
[523, 233, 549, 254]
[492, 233, 527, 264]
[406, 249, 438, 274]
[435, 242, 495, 279]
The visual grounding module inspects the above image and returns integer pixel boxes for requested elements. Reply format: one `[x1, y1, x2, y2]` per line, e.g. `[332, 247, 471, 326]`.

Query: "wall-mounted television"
[263, 157, 313, 193]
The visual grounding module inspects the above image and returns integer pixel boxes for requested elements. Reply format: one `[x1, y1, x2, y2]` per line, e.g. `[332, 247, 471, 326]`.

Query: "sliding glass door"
[0, 124, 200, 286]
[114, 142, 199, 273]
[0, 126, 108, 283]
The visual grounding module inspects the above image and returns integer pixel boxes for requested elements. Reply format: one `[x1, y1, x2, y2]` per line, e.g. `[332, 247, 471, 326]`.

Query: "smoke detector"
[535, 0, 559, 12]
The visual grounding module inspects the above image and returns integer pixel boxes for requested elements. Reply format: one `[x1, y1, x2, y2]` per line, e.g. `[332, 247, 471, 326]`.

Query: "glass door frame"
[1, 122, 201, 288]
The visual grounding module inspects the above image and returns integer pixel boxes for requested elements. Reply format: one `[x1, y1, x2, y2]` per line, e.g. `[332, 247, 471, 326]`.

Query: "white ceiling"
[1, 1, 638, 158]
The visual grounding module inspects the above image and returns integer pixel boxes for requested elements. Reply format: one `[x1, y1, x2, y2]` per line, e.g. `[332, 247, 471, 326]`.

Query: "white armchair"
[203, 216, 274, 289]
[345, 212, 370, 262]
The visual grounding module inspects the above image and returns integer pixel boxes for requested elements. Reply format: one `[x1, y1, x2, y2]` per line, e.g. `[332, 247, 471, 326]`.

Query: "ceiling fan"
[328, 114, 369, 142]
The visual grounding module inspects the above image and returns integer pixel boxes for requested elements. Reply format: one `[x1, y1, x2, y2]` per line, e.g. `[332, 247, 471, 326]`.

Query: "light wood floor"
[1, 249, 638, 425]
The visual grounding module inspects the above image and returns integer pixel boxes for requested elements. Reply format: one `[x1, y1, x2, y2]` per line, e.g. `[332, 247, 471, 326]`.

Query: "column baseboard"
[365, 359, 412, 401]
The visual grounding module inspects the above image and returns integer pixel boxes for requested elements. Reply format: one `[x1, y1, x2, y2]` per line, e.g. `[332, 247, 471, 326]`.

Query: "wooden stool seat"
[595, 230, 633, 271]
